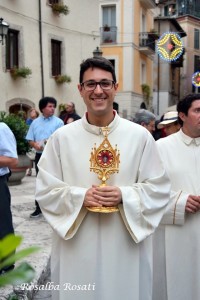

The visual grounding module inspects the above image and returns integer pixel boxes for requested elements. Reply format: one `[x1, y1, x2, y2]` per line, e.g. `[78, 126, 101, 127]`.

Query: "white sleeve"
[35, 134, 88, 240]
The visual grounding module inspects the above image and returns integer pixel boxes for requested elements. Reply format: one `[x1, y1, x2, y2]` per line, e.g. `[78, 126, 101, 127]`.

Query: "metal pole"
[39, 0, 44, 97]
[157, 19, 160, 115]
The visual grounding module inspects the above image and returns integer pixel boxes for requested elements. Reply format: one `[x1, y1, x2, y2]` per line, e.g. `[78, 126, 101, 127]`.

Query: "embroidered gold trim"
[173, 191, 182, 224]
[86, 206, 119, 213]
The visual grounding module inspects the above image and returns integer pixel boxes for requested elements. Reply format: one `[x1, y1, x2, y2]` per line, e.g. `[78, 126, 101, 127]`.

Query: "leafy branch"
[0, 234, 39, 287]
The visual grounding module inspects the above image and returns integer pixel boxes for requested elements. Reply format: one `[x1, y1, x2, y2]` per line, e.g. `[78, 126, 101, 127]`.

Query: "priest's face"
[179, 99, 200, 138]
[78, 67, 118, 124]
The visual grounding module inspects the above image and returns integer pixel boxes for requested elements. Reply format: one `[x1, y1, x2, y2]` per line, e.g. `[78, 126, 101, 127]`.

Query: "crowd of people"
[1, 56, 200, 300]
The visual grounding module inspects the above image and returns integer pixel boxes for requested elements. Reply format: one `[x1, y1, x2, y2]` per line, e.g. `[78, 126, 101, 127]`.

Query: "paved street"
[0, 170, 52, 300]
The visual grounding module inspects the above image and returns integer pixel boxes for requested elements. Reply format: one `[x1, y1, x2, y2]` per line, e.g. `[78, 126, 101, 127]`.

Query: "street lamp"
[93, 46, 103, 58]
[0, 18, 9, 45]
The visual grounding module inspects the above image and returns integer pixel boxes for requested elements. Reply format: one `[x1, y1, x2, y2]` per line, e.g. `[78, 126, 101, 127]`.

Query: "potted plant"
[0, 112, 31, 185]
[54, 74, 71, 84]
[59, 103, 66, 112]
[51, 3, 70, 16]
[10, 67, 32, 79]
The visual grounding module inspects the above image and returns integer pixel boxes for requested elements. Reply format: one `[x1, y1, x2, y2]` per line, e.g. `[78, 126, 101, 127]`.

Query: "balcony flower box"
[52, 3, 69, 16]
[54, 74, 71, 84]
[9, 67, 32, 79]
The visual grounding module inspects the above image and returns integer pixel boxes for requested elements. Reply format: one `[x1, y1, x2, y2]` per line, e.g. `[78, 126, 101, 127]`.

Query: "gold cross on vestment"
[101, 126, 110, 138]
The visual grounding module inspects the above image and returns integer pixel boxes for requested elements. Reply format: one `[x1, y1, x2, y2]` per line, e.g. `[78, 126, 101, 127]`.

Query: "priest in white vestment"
[36, 57, 170, 300]
[153, 94, 200, 300]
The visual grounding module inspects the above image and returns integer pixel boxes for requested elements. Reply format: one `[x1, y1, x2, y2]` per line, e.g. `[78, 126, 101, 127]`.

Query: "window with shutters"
[194, 29, 199, 49]
[51, 39, 61, 76]
[6, 29, 19, 69]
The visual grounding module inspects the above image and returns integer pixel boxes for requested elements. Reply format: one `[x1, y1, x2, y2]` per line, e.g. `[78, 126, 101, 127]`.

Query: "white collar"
[179, 129, 200, 146]
[81, 112, 120, 136]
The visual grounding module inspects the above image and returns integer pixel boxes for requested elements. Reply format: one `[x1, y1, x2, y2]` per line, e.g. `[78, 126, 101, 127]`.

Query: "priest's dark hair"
[177, 93, 200, 126]
[39, 97, 57, 113]
[79, 57, 116, 84]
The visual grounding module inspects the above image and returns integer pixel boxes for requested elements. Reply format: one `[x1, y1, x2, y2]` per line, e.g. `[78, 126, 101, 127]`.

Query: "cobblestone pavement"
[32, 270, 52, 300]
[0, 170, 52, 300]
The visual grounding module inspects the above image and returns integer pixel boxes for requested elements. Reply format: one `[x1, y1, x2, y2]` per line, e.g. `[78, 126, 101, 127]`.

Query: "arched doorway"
[6, 98, 35, 120]
[9, 103, 30, 120]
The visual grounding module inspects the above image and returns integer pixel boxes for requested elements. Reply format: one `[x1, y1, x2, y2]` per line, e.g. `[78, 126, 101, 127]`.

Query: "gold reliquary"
[87, 127, 120, 213]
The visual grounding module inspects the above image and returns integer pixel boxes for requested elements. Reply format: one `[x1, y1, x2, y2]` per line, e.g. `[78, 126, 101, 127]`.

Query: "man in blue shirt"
[26, 97, 64, 218]
[0, 122, 18, 274]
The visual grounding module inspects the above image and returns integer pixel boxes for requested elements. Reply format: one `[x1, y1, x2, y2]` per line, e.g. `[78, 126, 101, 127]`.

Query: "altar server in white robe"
[36, 57, 170, 300]
[153, 93, 200, 300]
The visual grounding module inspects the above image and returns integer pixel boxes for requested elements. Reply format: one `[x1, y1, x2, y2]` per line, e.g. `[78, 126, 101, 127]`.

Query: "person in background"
[153, 120, 163, 141]
[134, 109, 156, 134]
[153, 94, 200, 300]
[35, 57, 170, 300]
[26, 108, 39, 126]
[26, 108, 40, 176]
[59, 102, 81, 124]
[157, 111, 181, 136]
[0, 122, 18, 274]
[26, 97, 64, 218]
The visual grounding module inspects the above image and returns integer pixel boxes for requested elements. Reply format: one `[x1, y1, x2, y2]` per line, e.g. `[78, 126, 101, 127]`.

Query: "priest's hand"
[185, 195, 200, 213]
[83, 185, 103, 207]
[83, 185, 122, 207]
[92, 185, 122, 207]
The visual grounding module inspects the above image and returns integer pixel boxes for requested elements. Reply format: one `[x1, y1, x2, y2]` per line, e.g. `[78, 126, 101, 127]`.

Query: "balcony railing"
[139, 32, 158, 55]
[100, 26, 117, 44]
[178, 6, 200, 18]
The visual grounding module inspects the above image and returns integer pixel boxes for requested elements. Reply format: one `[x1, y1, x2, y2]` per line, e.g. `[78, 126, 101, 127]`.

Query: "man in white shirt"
[153, 93, 200, 300]
[0, 122, 18, 274]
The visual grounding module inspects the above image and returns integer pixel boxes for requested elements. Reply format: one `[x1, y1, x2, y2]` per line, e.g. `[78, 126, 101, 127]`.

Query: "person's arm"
[25, 121, 41, 151]
[35, 132, 87, 240]
[0, 156, 18, 168]
[115, 134, 171, 243]
[160, 190, 187, 225]
[161, 191, 200, 225]
[0, 124, 18, 168]
[155, 137, 200, 226]
[29, 140, 43, 151]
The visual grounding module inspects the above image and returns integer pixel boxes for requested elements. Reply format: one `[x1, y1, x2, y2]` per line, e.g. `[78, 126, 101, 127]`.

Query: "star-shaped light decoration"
[156, 32, 184, 62]
[192, 71, 200, 87]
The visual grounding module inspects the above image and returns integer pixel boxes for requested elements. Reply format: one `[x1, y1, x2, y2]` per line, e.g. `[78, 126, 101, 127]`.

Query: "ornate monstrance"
[86, 127, 120, 213]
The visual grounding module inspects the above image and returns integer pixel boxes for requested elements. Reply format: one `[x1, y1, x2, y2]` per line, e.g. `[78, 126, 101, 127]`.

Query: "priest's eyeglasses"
[81, 80, 115, 91]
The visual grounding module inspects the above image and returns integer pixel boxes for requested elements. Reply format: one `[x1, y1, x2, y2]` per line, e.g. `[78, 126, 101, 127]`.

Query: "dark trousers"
[0, 174, 15, 273]
[35, 153, 42, 211]
[0, 174, 14, 239]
